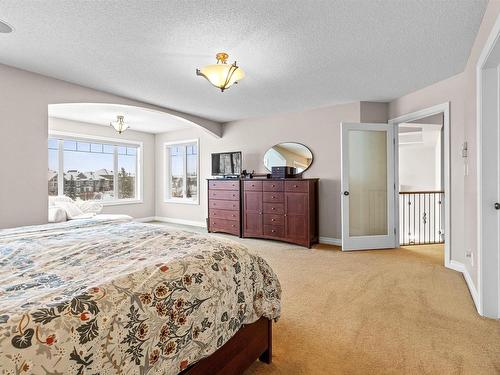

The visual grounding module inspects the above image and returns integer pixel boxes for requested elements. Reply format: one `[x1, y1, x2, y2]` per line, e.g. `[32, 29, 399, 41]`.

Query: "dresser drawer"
[264, 214, 284, 226]
[263, 203, 284, 215]
[285, 180, 309, 192]
[264, 224, 284, 238]
[209, 209, 240, 221]
[263, 181, 284, 192]
[209, 190, 239, 201]
[263, 192, 284, 203]
[208, 180, 239, 191]
[209, 218, 240, 235]
[209, 200, 239, 211]
[243, 180, 263, 191]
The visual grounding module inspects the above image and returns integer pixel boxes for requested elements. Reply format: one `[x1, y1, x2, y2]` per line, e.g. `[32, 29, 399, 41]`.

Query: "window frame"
[164, 139, 200, 205]
[48, 130, 143, 206]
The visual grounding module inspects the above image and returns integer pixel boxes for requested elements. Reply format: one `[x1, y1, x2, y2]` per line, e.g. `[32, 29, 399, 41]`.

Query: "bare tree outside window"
[167, 141, 198, 202]
[48, 138, 139, 202]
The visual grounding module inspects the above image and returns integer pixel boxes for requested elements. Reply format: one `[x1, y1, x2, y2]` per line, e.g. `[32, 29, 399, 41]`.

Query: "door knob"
[343, 191, 350, 196]
[495, 202, 500, 210]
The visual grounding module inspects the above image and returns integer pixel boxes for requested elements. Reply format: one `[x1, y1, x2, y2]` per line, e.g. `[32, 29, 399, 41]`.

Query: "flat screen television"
[211, 151, 242, 176]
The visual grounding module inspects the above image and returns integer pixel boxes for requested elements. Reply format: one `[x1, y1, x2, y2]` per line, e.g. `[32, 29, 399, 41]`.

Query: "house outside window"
[164, 139, 199, 204]
[48, 133, 142, 204]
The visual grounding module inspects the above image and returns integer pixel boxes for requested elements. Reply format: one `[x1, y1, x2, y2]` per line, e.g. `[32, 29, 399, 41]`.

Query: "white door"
[341, 123, 396, 250]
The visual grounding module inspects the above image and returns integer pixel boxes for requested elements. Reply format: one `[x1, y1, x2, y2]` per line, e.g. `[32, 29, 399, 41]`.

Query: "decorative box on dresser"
[242, 178, 319, 248]
[207, 179, 241, 236]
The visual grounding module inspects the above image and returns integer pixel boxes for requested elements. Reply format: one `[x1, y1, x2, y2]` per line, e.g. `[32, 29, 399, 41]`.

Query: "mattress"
[0, 218, 281, 374]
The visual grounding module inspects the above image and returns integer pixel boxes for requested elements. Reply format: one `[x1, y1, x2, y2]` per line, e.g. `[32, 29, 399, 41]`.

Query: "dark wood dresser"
[242, 179, 319, 248]
[207, 179, 241, 236]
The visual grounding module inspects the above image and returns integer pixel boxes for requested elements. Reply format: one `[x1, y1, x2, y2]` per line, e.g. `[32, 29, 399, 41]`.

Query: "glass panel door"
[341, 123, 395, 250]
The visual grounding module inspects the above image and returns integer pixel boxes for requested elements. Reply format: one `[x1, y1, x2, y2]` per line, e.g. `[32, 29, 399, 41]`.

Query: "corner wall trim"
[463, 267, 480, 313]
[448, 260, 465, 273]
[319, 237, 342, 246]
[153, 216, 207, 228]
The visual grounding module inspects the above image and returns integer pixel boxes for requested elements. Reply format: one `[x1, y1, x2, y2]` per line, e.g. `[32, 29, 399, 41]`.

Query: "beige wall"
[49, 117, 155, 218]
[389, 72, 466, 264]
[389, 1, 500, 288]
[156, 102, 362, 238]
[360, 101, 389, 123]
[463, 0, 500, 289]
[0, 63, 219, 228]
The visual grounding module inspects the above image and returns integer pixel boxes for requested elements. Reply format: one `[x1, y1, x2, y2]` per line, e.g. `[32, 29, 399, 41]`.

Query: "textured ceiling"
[0, 0, 487, 122]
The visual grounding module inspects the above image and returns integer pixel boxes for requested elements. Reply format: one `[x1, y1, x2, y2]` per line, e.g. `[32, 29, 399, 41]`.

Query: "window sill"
[101, 199, 143, 206]
[164, 198, 199, 205]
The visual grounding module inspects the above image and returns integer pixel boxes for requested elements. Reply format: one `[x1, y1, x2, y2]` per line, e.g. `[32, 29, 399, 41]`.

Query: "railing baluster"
[399, 191, 444, 246]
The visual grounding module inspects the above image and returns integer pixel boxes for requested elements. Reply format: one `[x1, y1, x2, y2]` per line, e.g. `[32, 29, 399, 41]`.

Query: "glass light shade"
[110, 116, 129, 134]
[198, 63, 245, 91]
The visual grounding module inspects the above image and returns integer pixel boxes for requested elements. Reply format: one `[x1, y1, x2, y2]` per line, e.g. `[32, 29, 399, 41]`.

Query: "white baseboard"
[463, 267, 481, 313]
[319, 236, 342, 246]
[134, 216, 156, 223]
[448, 260, 465, 273]
[154, 216, 207, 228]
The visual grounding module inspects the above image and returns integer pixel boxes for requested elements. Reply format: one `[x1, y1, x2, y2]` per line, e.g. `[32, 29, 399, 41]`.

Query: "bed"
[0, 217, 281, 374]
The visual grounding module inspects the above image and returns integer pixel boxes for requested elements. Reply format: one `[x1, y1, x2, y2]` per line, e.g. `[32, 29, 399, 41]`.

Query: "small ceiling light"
[110, 115, 129, 134]
[0, 19, 13, 34]
[196, 52, 245, 92]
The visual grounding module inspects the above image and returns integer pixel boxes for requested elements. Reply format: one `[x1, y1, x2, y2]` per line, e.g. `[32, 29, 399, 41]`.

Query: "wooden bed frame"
[181, 317, 272, 374]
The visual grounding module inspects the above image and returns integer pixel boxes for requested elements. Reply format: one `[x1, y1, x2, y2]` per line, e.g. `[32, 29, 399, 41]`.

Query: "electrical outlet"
[466, 250, 474, 267]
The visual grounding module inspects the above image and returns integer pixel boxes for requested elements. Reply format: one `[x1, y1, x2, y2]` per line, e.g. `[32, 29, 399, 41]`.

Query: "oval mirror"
[263, 142, 313, 174]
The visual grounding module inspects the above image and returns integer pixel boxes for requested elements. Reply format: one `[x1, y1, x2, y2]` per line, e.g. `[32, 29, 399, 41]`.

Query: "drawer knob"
[294, 184, 298, 188]
[272, 218, 275, 222]
[272, 184, 275, 187]
[232, 224, 235, 227]
[272, 207, 275, 210]
[272, 230, 275, 233]
[272, 196, 275, 199]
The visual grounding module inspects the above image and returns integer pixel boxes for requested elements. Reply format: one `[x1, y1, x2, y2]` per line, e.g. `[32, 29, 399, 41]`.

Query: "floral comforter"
[0, 218, 281, 374]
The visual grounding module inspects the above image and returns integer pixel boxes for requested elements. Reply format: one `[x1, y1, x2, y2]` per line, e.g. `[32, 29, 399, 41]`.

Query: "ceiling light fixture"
[110, 115, 129, 134]
[196, 52, 245, 92]
[0, 19, 13, 33]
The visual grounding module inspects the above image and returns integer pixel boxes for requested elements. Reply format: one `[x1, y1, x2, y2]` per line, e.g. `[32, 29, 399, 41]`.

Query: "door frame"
[388, 102, 451, 269]
[476, 12, 500, 319]
[340, 122, 396, 250]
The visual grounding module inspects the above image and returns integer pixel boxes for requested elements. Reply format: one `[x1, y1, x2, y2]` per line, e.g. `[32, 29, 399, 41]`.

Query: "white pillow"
[48, 195, 74, 207]
[75, 199, 103, 214]
[54, 200, 84, 219]
[48, 207, 67, 223]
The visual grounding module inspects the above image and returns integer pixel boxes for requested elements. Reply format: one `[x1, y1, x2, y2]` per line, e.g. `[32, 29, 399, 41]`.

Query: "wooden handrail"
[399, 191, 444, 195]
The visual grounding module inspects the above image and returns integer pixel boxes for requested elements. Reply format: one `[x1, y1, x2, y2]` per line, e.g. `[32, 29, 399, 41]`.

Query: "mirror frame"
[263, 141, 314, 175]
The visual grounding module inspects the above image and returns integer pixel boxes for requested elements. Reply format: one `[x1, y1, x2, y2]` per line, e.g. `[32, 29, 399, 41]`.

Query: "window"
[48, 135, 141, 204]
[165, 140, 199, 203]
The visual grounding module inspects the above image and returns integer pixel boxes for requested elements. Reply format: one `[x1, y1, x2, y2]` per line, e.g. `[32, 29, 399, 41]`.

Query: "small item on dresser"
[272, 166, 296, 179]
[247, 170, 271, 179]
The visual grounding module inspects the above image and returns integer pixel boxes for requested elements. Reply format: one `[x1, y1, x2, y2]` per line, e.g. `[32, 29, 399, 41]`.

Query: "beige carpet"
[152, 223, 500, 374]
